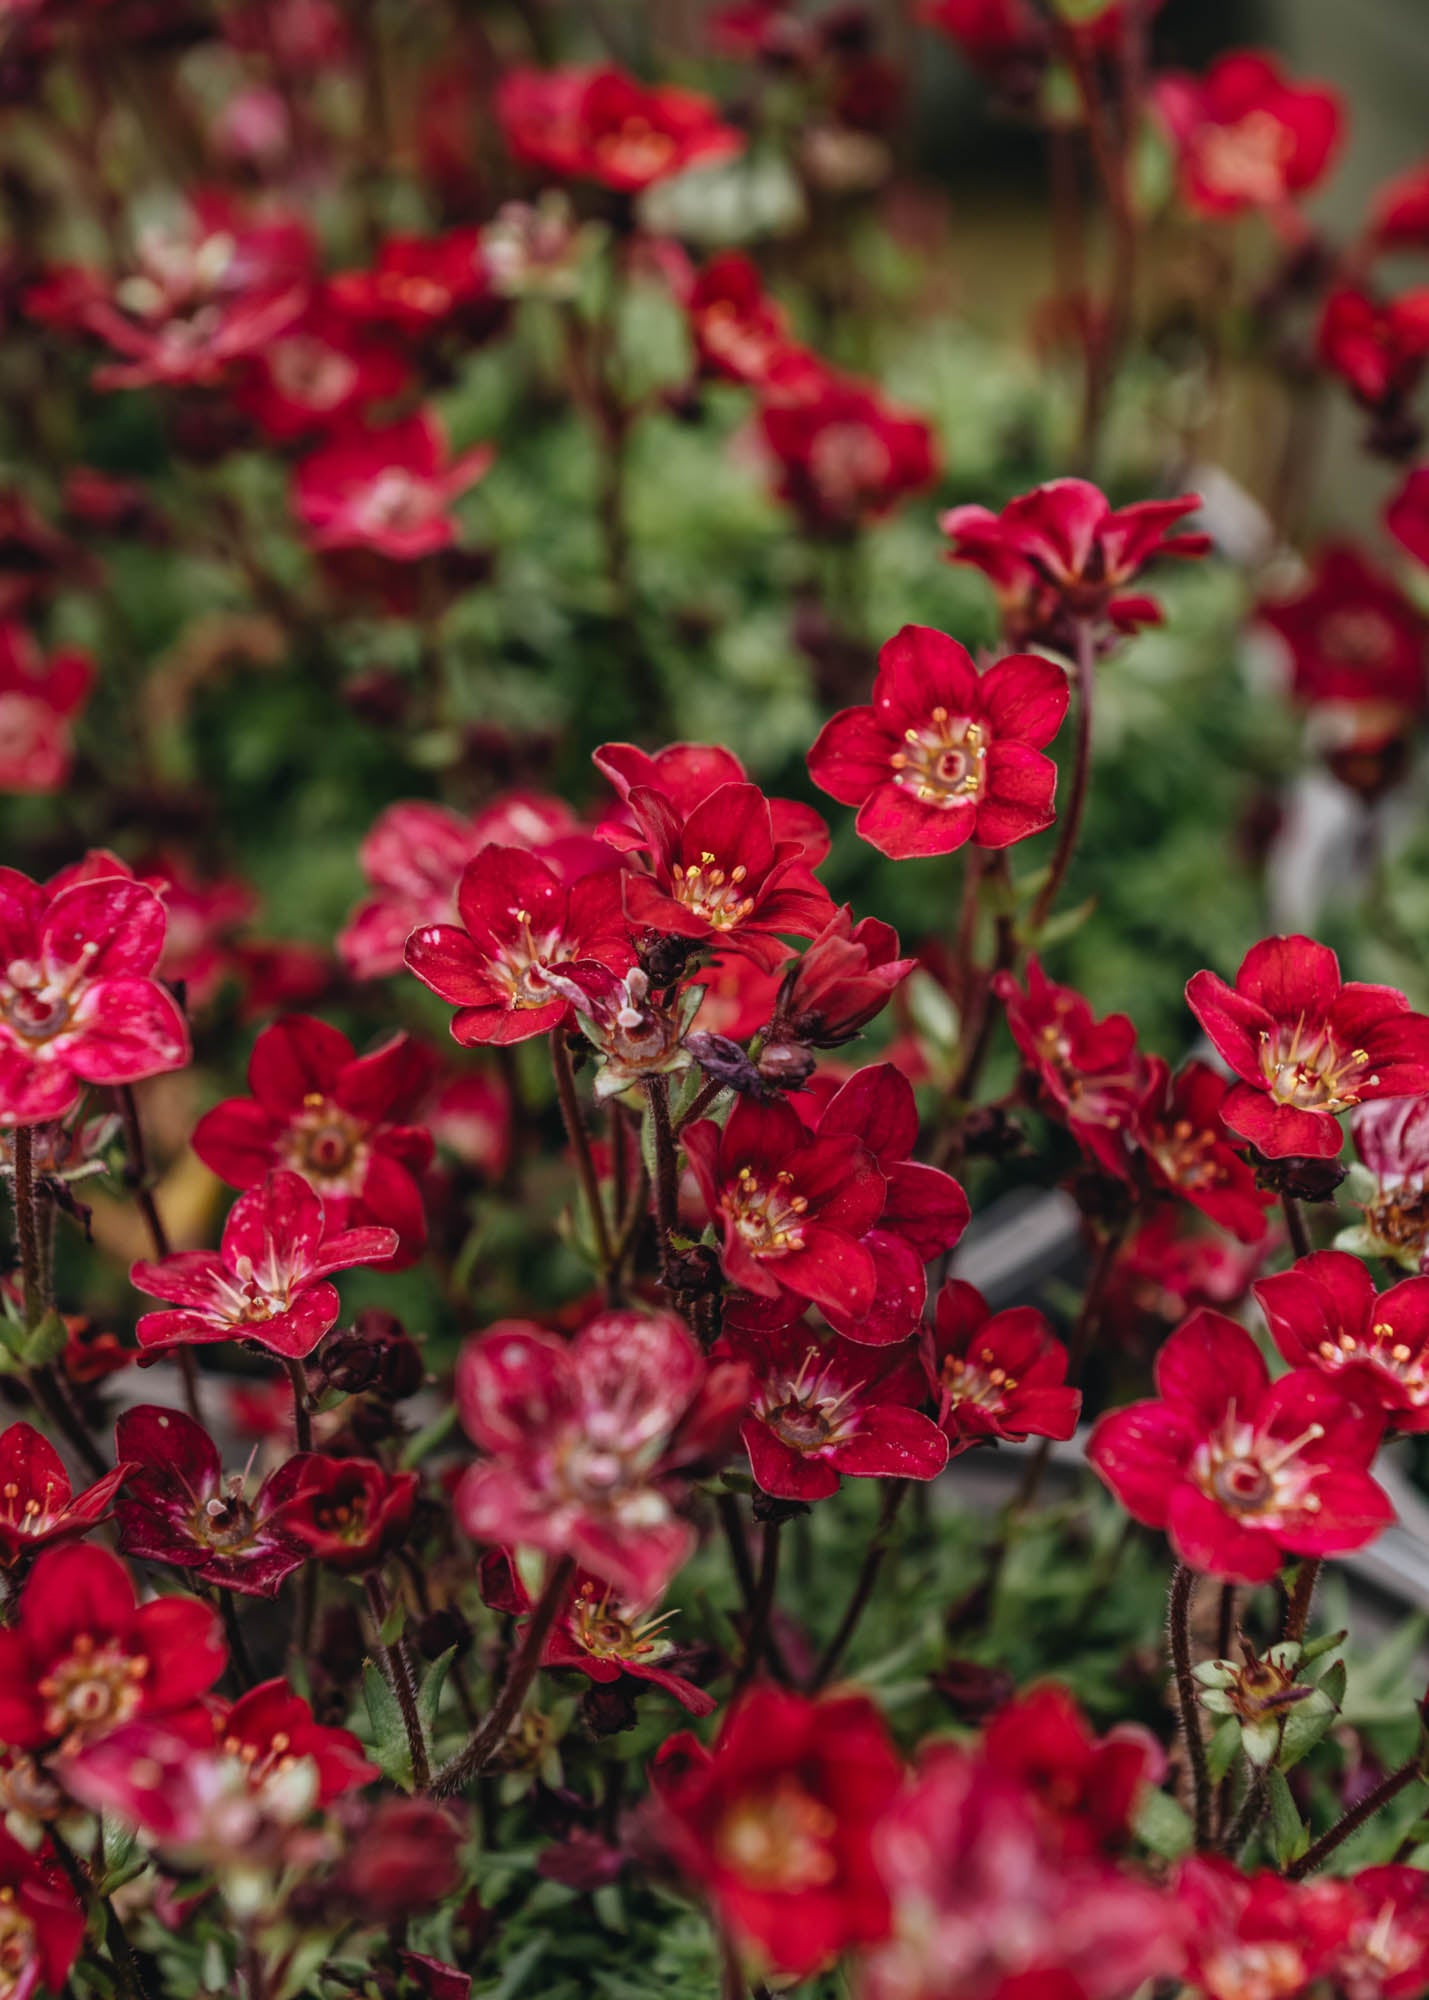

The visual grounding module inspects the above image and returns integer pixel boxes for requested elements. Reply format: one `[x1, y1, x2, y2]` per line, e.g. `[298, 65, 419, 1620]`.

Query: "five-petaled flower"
[1135, 1057, 1274, 1243]
[759, 372, 937, 533]
[0, 1830, 84, 2000]
[0, 1543, 226, 1753]
[0, 1423, 128, 1570]
[193, 1014, 436, 1267]
[0, 625, 93, 796]
[620, 782, 834, 972]
[497, 65, 744, 193]
[1185, 935, 1429, 1161]
[1087, 1308, 1393, 1584]
[925, 1280, 1080, 1457]
[939, 477, 1208, 650]
[404, 845, 633, 1046]
[1255, 543, 1427, 716]
[114, 1404, 316, 1597]
[279, 1457, 418, 1572]
[292, 411, 493, 561]
[649, 1688, 902, 1979]
[717, 1306, 948, 1502]
[1255, 1249, 1429, 1434]
[0, 858, 191, 1124]
[994, 957, 1146, 1180]
[684, 1094, 887, 1318]
[455, 1310, 747, 1604]
[1151, 51, 1343, 219]
[131, 1168, 398, 1357]
[806, 624, 1068, 860]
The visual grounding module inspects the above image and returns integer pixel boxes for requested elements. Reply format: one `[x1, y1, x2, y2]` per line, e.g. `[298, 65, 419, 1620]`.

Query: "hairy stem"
[1169, 1563, 1214, 1849]
[285, 1355, 314, 1456]
[428, 1554, 576, 1798]
[1281, 1192, 1312, 1263]
[1288, 1760, 1422, 1879]
[733, 1520, 782, 1694]
[1282, 1558, 1321, 1646]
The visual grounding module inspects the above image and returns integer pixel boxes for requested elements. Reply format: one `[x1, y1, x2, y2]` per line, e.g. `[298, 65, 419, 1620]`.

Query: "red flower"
[193, 1015, 435, 1267]
[0, 1423, 128, 1570]
[1317, 285, 1429, 417]
[767, 906, 915, 1048]
[1347, 1093, 1429, 1272]
[1175, 1858, 1359, 2000]
[759, 372, 937, 532]
[1369, 160, 1429, 253]
[807, 1065, 970, 1344]
[684, 253, 817, 391]
[0, 859, 190, 1124]
[1185, 935, 1429, 1161]
[1087, 1308, 1393, 1583]
[1330, 1866, 1429, 1998]
[1102, 1210, 1265, 1346]
[1254, 1249, 1429, 1434]
[236, 290, 410, 442]
[113, 1403, 314, 1597]
[939, 477, 1208, 649]
[917, 0, 1044, 78]
[339, 791, 607, 981]
[28, 193, 313, 389]
[0, 626, 92, 795]
[1256, 543, 1427, 713]
[1151, 52, 1343, 219]
[497, 65, 743, 194]
[684, 1094, 887, 1318]
[479, 1552, 715, 1717]
[214, 1678, 378, 1801]
[1135, 1058, 1274, 1243]
[0, 1830, 84, 2000]
[859, 1738, 1179, 2000]
[280, 1456, 418, 1572]
[138, 852, 256, 1007]
[0, 1543, 225, 1752]
[455, 1310, 746, 1603]
[925, 1281, 1080, 1456]
[717, 1309, 948, 1501]
[328, 230, 499, 336]
[339, 1798, 464, 1919]
[980, 1683, 1163, 1858]
[650, 1688, 902, 1977]
[620, 782, 834, 972]
[995, 958, 1145, 1181]
[292, 411, 493, 560]
[131, 1168, 398, 1358]
[1386, 464, 1429, 569]
[807, 624, 1068, 859]
[594, 739, 830, 865]
[403, 845, 633, 1046]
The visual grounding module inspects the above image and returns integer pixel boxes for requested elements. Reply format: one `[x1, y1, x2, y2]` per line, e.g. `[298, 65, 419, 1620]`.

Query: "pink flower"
[0, 626, 92, 794]
[131, 1168, 397, 1358]
[0, 859, 190, 1124]
[455, 1310, 747, 1602]
[807, 624, 1068, 859]
[1254, 1249, 1429, 1434]
[1346, 1093, 1429, 1272]
[1087, 1308, 1393, 1583]
[718, 1307, 948, 1501]
[0, 1423, 128, 1570]
[403, 845, 633, 1046]
[1186, 935, 1429, 1160]
[193, 1015, 435, 1267]
[1151, 51, 1343, 219]
[995, 958, 1146, 1181]
[292, 411, 493, 560]
[684, 1094, 887, 1318]
[113, 1403, 315, 1596]
[925, 1281, 1080, 1456]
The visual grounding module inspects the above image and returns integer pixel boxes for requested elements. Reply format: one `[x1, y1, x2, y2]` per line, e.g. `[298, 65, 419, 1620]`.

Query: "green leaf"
[1266, 1768, 1308, 1866]
[418, 1646, 457, 1742]
[1133, 1787, 1194, 1860]
[379, 1596, 407, 1648]
[1050, 0, 1119, 20]
[363, 1661, 414, 1791]
[1278, 1687, 1339, 1772]
[1206, 1717, 1241, 1784]
[20, 1310, 69, 1370]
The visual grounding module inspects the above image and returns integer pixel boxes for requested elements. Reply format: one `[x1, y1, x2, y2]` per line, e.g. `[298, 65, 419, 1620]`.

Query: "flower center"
[889, 708, 987, 809]
[269, 335, 359, 409]
[808, 421, 892, 511]
[1192, 1412, 1326, 1521]
[1317, 1318, 1429, 1403]
[0, 1891, 37, 1998]
[353, 469, 439, 537]
[594, 117, 677, 183]
[285, 1092, 369, 1193]
[0, 1476, 58, 1542]
[1258, 1022, 1374, 1112]
[195, 1476, 261, 1553]
[38, 1633, 147, 1746]
[1201, 1942, 1308, 1998]
[0, 948, 98, 1047]
[940, 1345, 1016, 1413]
[723, 1164, 809, 1256]
[669, 851, 756, 931]
[714, 1780, 839, 1891]
[1195, 110, 1294, 205]
[568, 1582, 676, 1664]
[1321, 608, 1398, 670]
[0, 694, 45, 763]
[1150, 1117, 1223, 1191]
